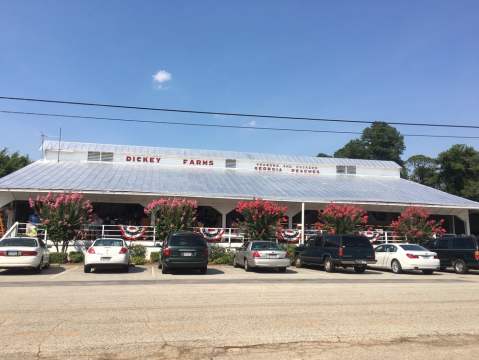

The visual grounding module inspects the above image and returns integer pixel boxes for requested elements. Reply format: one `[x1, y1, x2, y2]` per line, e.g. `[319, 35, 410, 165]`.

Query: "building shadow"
[0, 266, 66, 276]
[168, 267, 225, 276]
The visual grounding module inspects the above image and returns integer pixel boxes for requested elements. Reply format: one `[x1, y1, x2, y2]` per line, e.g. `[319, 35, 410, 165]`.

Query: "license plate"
[7, 251, 19, 256]
[355, 260, 367, 264]
[421, 256, 431, 259]
[182, 252, 193, 257]
[100, 257, 111, 262]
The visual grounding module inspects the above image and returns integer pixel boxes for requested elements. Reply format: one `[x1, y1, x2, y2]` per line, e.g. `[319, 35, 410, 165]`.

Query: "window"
[400, 244, 427, 251]
[346, 166, 356, 174]
[251, 242, 281, 251]
[225, 159, 237, 168]
[88, 151, 114, 162]
[375, 245, 385, 252]
[336, 165, 356, 175]
[452, 237, 476, 250]
[437, 238, 449, 249]
[385, 245, 397, 253]
[324, 236, 340, 248]
[342, 236, 371, 248]
[0, 238, 38, 247]
[169, 233, 206, 247]
[93, 239, 124, 247]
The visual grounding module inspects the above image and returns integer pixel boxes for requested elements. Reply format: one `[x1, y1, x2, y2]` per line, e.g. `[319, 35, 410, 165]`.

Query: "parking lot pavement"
[0, 264, 478, 359]
[0, 264, 478, 285]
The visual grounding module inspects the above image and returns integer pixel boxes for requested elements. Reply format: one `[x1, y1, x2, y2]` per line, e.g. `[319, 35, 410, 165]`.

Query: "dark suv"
[160, 231, 208, 274]
[425, 235, 479, 274]
[295, 234, 375, 273]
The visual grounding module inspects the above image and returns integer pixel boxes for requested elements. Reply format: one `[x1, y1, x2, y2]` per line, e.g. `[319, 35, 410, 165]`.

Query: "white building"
[0, 140, 478, 240]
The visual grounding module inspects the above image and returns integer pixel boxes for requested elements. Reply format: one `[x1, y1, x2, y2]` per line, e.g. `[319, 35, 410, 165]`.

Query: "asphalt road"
[0, 265, 478, 359]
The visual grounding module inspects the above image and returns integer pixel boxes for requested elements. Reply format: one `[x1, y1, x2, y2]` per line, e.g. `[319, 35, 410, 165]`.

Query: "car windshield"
[0, 238, 37, 247]
[94, 239, 124, 247]
[169, 234, 206, 247]
[251, 242, 281, 251]
[341, 236, 371, 247]
[400, 244, 428, 251]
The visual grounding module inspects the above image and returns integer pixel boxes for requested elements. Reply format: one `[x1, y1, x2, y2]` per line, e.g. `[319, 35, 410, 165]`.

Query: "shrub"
[209, 246, 235, 265]
[316, 203, 368, 234]
[69, 251, 84, 263]
[235, 199, 287, 240]
[130, 244, 146, 258]
[391, 207, 445, 243]
[131, 256, 146, 265]
[144, 198, 197, 241]
[29, 192, 94, 253]
[49, 252, 68, 264]
[150, 251, 160, 263]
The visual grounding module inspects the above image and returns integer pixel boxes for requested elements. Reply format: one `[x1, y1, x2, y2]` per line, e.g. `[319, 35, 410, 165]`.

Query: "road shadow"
[90, 265, 147, 274]
[0, 266, 66, 276]
[168, 267, 225, 276]
[246, 267, 299, 274]
[439, 268, 479, 275]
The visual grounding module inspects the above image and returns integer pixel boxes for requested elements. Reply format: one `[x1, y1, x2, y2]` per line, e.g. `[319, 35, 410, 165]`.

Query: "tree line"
[320, 122, 479, 202]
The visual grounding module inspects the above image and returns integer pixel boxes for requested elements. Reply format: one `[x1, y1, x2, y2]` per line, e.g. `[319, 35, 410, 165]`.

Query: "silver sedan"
[233, 241, 290, 272]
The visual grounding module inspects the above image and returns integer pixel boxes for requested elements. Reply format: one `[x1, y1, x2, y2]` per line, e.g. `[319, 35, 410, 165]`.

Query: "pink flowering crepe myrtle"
[235, 198, 287, 241]
[391, 206, 446, 243]
[144, 198, 198, 242]
[316, 203, 368, 235]
[29, 192, 94, 252]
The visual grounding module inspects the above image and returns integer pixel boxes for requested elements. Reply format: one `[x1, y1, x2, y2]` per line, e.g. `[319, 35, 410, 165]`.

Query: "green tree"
[333, 122, 405, 165]
[405, 155, 438, 187]
[436, 144, 479, 201]
[316, 152, 332, 158]
[0, 148, 30, 178]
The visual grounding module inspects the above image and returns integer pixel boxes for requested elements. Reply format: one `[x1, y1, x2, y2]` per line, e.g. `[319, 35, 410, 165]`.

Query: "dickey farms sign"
[125, 155, 162, 163]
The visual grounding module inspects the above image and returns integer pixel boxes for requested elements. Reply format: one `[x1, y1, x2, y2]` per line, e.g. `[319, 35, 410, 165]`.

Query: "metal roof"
[1, 161, 478, 209]
[43, 140, 401, 169]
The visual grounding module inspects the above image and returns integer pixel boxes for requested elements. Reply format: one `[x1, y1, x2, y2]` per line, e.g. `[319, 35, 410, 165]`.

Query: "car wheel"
[391, 260, 402, 274]
[278, 267, 287, 273]
[453, 259, 468, 274]
[162, 265, 169, 274]
[158, 262, 162, 269]
[324, 257, 335, 273]
[295, 256, 303, 268]
[422, 270, 434, 275]
[354, 265, 366, 273]
[244, 259, 251, 272]
[123, 265, 129, 273]
[83, 265, 91, 273]
[43, 262, 50, 269]
[233, 257, 239, 268]
[34, 260, 43, 274]
[199, 267, 207, 274]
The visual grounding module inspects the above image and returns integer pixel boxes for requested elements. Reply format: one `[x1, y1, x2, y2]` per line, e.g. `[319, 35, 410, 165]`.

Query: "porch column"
[221, 213, 227, 228]
[457, 210, 471, 235]
[300, 202, 305, 244]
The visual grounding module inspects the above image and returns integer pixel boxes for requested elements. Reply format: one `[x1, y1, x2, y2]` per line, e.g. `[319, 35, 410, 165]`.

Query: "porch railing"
[2, 223, 411, 250]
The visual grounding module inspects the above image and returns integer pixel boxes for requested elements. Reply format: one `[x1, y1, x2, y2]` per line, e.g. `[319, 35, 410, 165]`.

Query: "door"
[300, 238, 317, 264]
[372, 245, 386, 268]
[382, 244, 398, 269]
[434, 238, 451, 267]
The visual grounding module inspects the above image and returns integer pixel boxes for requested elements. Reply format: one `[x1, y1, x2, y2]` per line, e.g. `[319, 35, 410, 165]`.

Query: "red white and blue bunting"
[199, 228, 225, 242]
[360, 229, 383, 243]
[118, 225, 146, 241]
[277, 229, 301, 243]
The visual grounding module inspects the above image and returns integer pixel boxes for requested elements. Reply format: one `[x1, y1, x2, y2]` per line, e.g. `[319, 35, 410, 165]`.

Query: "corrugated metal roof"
[1, 161, 478, 209]
[43, 140, 401, 169]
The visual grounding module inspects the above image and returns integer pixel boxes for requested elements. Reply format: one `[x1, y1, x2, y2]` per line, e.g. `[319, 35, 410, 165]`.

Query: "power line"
[2, 109, 479, 140]
[1, 95, 479, 130]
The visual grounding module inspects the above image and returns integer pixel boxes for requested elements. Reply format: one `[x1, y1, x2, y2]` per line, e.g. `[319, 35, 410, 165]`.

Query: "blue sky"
[0, 0, 478, 160]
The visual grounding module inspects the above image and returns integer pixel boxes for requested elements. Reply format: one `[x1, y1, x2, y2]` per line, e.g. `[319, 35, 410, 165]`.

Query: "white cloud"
[247, 120, 257, 127]
[152, 70, 172, 88]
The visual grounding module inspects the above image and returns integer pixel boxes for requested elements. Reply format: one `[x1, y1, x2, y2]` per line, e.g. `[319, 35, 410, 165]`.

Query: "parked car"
[424, 235, 479, 274]
[0, 237, 50, 273]
[295, 234, 375, 273]
[84, 238, 130, 273]
[160, 231, 208, 274]
[233, 241, 290, 272]
[370, 243, 439, 274]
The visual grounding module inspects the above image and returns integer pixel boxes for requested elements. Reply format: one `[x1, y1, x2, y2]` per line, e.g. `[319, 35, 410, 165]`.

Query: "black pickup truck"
[295, 234, 376, 273]
[424, 235, 479, 274]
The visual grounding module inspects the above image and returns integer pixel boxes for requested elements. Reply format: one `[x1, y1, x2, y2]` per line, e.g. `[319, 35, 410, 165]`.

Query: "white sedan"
[370, 243, 440, 274]
[84, 238, 130, 273]
[0, 237, 50, 273]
